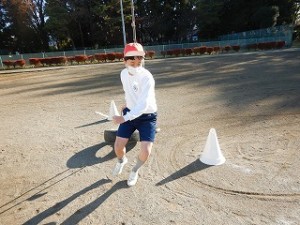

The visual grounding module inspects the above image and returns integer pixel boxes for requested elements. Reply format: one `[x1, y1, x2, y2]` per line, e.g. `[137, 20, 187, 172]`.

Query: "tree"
[0, 0, 299, 53]
[1, 0, 48, 53]
[219, 0, 298, 35]
[135, 0, 197, 44]
[45, 0, 74, 50]
[29, 0, 49, 51]
[0, 2, 10, 53]
[194, 0, 224, 39]
[252, 6, 279, 28]
[45, 0, 132, 49]
[98, 0, 132, 46]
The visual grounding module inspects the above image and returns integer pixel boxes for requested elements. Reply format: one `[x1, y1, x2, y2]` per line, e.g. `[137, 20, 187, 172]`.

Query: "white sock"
[118, 156, 127, 163]
[132, 158, 145, 172]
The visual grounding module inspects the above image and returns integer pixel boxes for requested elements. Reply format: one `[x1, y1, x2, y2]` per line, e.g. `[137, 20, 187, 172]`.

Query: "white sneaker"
[112, 157, 128, 176]
[127, 170, 139, 186]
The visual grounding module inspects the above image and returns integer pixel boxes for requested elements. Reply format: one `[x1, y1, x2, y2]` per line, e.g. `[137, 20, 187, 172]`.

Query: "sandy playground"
[0, 49, 299, 225]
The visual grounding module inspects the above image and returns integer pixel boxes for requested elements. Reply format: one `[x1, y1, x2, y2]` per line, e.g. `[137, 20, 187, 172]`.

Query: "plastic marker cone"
[108, 100, 120, 120]
[200, 128, 225, 165]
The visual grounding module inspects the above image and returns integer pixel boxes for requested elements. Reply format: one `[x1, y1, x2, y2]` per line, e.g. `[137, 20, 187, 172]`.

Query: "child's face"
[124, 56, 144, 68]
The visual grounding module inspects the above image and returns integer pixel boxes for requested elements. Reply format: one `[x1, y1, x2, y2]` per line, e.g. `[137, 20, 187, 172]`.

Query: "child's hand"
[113, 115, 125, 124]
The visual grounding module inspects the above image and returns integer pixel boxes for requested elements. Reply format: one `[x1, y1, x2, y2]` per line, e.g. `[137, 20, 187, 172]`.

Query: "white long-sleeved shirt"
[120, 67, 157, 121]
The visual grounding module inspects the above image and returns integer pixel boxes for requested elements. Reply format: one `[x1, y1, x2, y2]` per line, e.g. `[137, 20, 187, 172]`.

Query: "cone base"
[199, 156, 225, 166]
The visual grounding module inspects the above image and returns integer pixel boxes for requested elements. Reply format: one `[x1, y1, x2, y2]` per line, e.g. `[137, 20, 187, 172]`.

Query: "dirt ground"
[0, 49, 299, 225]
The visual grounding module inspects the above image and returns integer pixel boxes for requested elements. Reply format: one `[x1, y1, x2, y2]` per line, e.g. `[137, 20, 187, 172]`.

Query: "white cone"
[200, 128, 225, 165]
[108, 100, 120, 120]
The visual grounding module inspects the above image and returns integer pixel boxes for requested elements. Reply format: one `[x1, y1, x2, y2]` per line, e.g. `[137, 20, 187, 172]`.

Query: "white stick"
[95, 111, 109, 118]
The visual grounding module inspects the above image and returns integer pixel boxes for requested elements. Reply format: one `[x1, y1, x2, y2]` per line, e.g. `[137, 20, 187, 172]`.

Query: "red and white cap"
[124, 42, 145, 57]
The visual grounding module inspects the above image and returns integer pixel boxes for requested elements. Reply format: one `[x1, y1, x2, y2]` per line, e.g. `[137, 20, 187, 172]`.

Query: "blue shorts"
[117, 108, 157, 142]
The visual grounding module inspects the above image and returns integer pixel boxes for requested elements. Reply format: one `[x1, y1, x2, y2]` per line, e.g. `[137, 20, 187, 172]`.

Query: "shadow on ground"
[74, 118, 109, 128]
[2, 50, 299, 120]
[156, 159, 212, 186]
[22, 179, 129, 225]
[66, 141, 137, 168]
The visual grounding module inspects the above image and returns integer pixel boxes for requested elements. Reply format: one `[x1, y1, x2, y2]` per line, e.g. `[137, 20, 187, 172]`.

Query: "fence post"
[0, 56, 3, 68]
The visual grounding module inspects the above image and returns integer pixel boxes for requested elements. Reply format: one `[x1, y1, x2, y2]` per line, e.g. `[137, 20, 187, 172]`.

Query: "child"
[112, 42, 158, 186]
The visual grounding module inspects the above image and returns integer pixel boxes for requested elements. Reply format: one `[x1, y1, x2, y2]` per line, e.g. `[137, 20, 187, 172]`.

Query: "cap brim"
[124, 51, 145, 57]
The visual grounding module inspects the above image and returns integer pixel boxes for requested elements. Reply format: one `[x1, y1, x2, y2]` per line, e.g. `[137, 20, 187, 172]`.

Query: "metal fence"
[0, 25, 294, 69]
[220, 25, 293, 41]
